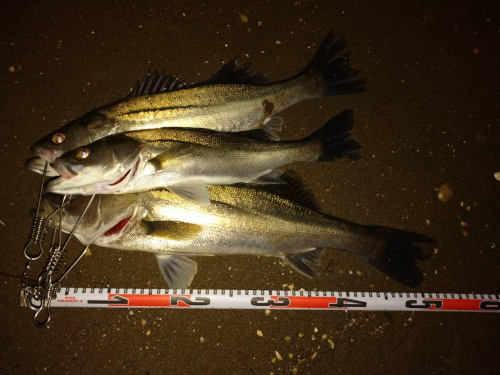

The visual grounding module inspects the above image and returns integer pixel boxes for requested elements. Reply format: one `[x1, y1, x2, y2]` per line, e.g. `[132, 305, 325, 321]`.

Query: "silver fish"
[45, 111, 360, 204]
[29, 31, 366, 164]
[41, 180, 436, 289]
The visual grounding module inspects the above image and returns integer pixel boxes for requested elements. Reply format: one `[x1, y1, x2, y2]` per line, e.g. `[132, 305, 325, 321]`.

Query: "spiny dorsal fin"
[142, 220, 203, 241]
[256, 170, 319, 211]
[156, 255, 198, 289]
[204, 58, 270, 85]
[127, 70, 193, 98]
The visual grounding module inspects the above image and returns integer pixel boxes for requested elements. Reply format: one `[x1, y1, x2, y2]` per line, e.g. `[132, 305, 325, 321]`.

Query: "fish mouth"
[50, 159, 78, 180]
[25, 157, 60, 176]
[30, 145, 58, 164]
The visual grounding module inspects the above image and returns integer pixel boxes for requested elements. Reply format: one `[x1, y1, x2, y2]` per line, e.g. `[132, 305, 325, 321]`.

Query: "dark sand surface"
[1, 1, 499, 374]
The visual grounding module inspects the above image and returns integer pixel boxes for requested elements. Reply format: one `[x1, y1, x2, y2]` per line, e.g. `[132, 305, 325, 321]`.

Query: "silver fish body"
[29, 31, 366, 164]
[41, 183, 435, 288]
[45, 111, 359, 203]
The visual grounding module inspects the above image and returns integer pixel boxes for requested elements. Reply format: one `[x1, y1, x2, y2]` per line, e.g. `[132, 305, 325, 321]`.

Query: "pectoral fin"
[282, 248, 325, 278]
[142, 220, 203, 241]
[149, 144, 194, 170]
[168, 180, 210, 205]
[156, 255, 198, 289]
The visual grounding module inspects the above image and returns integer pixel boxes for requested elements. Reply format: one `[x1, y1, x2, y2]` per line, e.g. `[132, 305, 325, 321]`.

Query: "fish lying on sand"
[29, 30, 366, 165]
[41, 178, 436, 289]
[45, 110, 360, 204]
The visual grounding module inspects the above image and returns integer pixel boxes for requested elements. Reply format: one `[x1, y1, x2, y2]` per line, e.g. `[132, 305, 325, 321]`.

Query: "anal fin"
[251, 169, 286, 185]
[282, 248, 325, 278]
[156, 255, 198, 289]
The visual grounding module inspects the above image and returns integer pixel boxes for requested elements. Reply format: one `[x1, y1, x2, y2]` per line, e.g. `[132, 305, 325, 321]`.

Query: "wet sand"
[0, 1, 499, 374]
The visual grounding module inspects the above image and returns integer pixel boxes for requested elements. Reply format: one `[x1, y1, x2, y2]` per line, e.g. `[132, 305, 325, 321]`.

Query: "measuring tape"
[21, 287, 500, 312]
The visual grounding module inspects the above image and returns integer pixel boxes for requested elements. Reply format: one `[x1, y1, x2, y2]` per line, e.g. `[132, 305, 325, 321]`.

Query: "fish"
[40, 177, 436, 289]
[44, 110, 360, 204]
[29, 30, 366, 165]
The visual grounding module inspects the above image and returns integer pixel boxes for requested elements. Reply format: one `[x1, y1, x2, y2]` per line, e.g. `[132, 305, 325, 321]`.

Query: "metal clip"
[23, 161, 49, 261]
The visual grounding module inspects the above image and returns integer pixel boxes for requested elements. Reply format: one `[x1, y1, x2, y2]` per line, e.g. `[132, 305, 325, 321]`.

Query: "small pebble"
[328, 339, 335, 349]
[321, 334, 328, 340]
[257, 330, 263, 337]
[426, 219, 430, 225]
[258, 21, 262, 26]
[289, 353, 293, 359]
[292, 369, 298, 374]
[8, 66, 15, 72]
[408, 317, 413, 322]
[494, 172, 500, 181]
[265, 309, 271, 316]
[438, 183, 453, 202]
[275, 351, 282, 361]
[314, 327, 318, 333]
[141, 319, 146, 327]
[285, 336, 291, 342]
[356, 271, 362, 276]
[476, 133, 488, 143]
[85, 248, 92, 256]
[200, 337, 205, 343]
[276, 40, 281, 44]
[311, 352, 317, 359]
[146, 330, 151, 336]
[298, 333, 304, 338]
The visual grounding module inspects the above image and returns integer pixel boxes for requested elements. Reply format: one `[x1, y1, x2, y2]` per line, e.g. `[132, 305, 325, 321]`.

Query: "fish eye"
[52, 133, 66, 144]
[76, 148, 90, 160]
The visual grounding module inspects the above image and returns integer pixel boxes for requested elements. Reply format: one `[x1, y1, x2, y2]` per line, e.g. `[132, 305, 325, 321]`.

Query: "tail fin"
[304, 30, 367, 97]
[305, 109, 361, 161]
[358, 227, 437, 288]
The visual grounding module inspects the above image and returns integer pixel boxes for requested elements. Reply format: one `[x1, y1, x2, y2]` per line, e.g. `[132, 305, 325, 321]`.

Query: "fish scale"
[41, 184, 436, 289]
[29, 30, 366, 164]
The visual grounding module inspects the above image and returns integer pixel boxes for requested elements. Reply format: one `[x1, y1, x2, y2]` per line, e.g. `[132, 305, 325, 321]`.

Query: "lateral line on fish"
[120, 104, 208, 116]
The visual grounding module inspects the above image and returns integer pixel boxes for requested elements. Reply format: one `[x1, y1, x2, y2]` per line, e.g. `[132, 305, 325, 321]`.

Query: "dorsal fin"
[127, 70, 193, 98]
[204, 58, 270, 85]
[255, 170, 319, 211]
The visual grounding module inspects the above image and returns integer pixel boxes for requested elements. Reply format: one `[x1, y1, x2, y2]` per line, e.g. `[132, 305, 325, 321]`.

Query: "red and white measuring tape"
[23, 287, 500, 312]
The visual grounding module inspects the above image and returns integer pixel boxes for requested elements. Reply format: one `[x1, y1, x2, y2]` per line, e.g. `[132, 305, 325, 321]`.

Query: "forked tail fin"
[356, 226, 437, 288]
[304, 30, 367, 97]
[304, 109, 361, 161]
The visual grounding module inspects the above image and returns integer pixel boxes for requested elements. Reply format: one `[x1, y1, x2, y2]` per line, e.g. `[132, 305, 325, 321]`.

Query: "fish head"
[30, 117, 93, 163]
[45, 135, 147, 195]
[40, 193, 143, 244]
